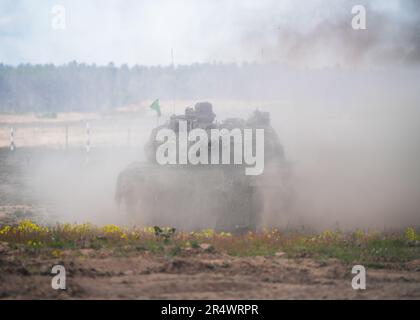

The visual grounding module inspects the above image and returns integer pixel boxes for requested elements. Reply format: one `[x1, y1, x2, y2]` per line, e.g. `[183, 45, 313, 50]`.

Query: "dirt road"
[1, 246, 419, 299]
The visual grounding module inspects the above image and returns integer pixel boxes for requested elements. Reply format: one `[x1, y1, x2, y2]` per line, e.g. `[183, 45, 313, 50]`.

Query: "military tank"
[115, 102, 291, 233]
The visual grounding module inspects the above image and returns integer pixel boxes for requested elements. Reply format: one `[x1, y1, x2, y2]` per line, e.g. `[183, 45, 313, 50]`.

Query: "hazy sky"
[0, 0, 419, 67]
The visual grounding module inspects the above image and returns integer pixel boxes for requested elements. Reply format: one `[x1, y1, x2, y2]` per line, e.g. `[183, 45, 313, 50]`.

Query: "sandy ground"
[1, 245, 419, 299]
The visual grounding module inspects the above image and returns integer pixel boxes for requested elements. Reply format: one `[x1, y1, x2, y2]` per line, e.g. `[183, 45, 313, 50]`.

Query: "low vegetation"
[0, 220, 419, 267]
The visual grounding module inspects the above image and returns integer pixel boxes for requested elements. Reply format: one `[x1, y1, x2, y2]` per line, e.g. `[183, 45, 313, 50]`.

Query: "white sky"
[0, 0, 418, 67]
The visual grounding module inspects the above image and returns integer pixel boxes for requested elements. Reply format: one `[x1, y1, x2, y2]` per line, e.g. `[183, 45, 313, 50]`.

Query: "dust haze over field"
[24, 83, 420, 231]
[0, 0, 419, 231]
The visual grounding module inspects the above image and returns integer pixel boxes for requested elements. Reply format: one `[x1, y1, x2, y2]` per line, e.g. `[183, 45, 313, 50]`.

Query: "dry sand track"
[1, 247, 419, 299]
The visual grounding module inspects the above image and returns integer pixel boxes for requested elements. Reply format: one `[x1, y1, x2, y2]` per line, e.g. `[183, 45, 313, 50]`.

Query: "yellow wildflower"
[219, 232, 232, 237]
[406, 227, 419, 241]
[51, 249, 62, 258]
[0, 225, 11, 235]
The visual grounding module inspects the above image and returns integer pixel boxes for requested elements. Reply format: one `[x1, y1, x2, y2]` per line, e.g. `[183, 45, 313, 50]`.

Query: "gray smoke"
[239, 0, 420, 66]
[1, 0, 420, 67]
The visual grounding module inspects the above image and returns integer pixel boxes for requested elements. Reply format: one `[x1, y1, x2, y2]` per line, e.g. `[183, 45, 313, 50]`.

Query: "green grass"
[0, 220, 419, 267]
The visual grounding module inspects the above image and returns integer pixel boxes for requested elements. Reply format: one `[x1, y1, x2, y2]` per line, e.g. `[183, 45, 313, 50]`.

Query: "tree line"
[0, 62, 295, 113]
[1, 61, 404, 113]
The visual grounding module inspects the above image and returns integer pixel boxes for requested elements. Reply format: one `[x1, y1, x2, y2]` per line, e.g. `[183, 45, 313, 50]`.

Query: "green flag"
[150, 99, 161, 117]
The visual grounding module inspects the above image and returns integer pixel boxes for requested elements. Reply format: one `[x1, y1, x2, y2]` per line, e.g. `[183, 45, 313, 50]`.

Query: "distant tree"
[0, 61, 304, 113]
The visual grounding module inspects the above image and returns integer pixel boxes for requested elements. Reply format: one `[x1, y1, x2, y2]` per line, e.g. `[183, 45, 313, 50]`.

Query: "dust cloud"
[2, 0, 419, 231]
[255, 68, 420, 231]
[27, 65, 420, 231]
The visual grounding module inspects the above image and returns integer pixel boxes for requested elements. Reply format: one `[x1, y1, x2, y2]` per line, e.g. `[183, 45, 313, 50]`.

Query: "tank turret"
[116, 102, 292, 232]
